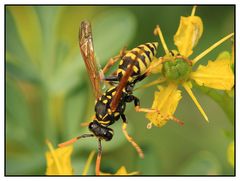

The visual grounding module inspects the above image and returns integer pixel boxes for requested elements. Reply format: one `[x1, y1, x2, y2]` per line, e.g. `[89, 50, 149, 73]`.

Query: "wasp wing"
[110, 52, 140, 112]
[79, 20, 104, 99]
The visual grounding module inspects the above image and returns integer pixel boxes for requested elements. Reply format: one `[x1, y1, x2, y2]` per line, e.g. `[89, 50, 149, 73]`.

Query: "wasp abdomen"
[117, 42, 158, 81]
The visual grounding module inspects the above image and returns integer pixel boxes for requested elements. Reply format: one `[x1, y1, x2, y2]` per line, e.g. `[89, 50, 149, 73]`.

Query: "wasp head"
[88, 120, 113, 141]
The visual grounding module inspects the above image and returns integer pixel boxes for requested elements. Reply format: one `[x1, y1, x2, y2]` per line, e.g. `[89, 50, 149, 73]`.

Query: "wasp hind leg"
[121, 114, 144, 158]
[102, 47, 128, 74]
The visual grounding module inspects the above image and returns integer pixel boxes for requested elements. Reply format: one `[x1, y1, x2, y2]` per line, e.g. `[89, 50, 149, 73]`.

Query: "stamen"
[191, 6, 197, 16]
[82, 151, 95, 175]
[154, 25, 169, 54]
[182, 82, 209, 122]
[192, 33, 234, 65]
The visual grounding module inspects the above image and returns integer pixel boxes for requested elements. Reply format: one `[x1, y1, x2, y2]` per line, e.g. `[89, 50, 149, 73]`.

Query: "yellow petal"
[46, 140, 73, 175]
[227, 141, 234, 167]
[146, 83, 182, 127]
[174, 15, 203, 57]
[190, 52, 234, 90]
[82, 151, 95, 175]
[100, 166, 139, 175]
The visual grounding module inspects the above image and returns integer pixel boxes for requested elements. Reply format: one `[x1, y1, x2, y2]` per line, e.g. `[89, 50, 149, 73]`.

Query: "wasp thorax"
[162, 53, 192, 82]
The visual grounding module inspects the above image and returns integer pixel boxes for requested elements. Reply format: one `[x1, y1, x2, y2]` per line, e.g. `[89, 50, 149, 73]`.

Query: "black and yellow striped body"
[94, 86, 126, 127]
[117, 42, 158, 82]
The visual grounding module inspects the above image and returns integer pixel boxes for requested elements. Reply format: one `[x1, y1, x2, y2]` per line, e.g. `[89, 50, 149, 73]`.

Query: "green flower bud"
[163, 57, 192, 82]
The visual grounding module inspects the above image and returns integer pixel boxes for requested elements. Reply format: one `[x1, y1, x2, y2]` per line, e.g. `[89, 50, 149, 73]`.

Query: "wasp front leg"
[125, 95, 156, 113]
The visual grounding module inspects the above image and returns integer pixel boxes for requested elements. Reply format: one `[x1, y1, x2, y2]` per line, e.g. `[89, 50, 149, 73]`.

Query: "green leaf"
[92, 9, 137, 62]
[177, 151, 221, 175]
[6, 8, 31, 65]
[196, 85, 234, 124]
[8, 6, 43, 67]
[138, 145, 161, 175]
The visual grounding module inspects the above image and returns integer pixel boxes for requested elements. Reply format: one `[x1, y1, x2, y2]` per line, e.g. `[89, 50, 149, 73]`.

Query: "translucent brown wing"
[110, 52, 140, 112]
[79, 20, 103, 99]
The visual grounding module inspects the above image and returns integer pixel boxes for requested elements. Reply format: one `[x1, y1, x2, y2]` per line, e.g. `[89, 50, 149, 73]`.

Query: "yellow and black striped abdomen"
[117, 42, 158, 81]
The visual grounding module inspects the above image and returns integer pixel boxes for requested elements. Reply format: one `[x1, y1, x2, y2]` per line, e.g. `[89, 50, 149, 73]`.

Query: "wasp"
[58, 20, 159, 175]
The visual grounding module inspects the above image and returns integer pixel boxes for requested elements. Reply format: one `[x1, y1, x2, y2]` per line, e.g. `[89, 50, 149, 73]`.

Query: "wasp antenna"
[58, 134, 94, 148]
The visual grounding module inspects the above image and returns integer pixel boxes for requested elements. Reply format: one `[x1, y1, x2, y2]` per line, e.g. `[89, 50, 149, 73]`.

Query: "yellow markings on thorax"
[112, 91, 116, 96]
[114, 112, 120, 117]
[107, 108, 112, 114]
[103, 99, 108, 104]
[119, 60, 124, 65]
[97, 120, 110, 125]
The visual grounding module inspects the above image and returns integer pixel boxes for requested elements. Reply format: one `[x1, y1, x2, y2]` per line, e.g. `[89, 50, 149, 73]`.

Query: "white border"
[1, 1, 239, 180]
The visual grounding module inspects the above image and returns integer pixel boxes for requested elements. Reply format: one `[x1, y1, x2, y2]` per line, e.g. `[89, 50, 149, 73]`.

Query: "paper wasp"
[58, 20, 159, 175]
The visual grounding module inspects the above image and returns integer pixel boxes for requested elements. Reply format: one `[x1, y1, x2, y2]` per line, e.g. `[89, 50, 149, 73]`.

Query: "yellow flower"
[146, 6, 234, 128]
[100, 166, 139, 175]
[46, 140, 74, 175]
[45, 140, 95, 175]
[227, 141, 234, 167]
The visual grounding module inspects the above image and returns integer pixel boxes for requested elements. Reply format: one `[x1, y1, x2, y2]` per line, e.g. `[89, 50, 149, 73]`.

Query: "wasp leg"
[103, 75, 119, 82]
[95, 138, 102, 175]
[131, 57, 164, 86]
[133, 95, 157, 113]
[121, 114, 144, 158]
[102, 47, 128, 74]
[134, 77, 166, 91]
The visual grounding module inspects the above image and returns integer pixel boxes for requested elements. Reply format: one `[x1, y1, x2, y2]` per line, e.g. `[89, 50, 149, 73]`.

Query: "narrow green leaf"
[8, 6, 43, 67]
[6, 8, 31, 64]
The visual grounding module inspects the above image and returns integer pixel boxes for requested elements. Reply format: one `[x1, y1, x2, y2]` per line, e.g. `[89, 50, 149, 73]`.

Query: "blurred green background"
[6, 5, 234, 175]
